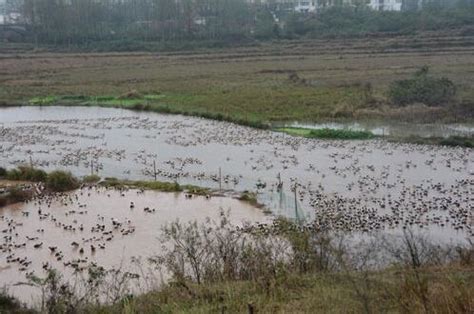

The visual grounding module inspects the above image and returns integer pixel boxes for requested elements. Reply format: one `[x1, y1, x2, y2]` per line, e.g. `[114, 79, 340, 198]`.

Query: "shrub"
[239, 191, 258, 206]
[83, 174, 101, 183]
[46, 171, 79, 192]
[389, 66, 456, 106]
[0, 291, 26, 313]
[6, 166, 47, 182]
[0, 167, 6, 177]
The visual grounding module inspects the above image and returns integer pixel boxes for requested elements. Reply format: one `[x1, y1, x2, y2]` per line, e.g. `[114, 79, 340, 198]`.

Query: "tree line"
[3, 0, 474, 47]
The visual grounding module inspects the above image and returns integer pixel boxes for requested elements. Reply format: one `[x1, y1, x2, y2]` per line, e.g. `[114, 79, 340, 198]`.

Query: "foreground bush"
[0, 291, 31, 313]
[46, 171, 79, 192]
[151, 214, 473, 313]
[389, 66, 456, 106]
[3, 212, 473, 313]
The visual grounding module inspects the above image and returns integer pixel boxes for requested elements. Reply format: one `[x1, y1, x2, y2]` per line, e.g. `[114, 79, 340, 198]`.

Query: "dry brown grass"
[1, 34, 473, 123]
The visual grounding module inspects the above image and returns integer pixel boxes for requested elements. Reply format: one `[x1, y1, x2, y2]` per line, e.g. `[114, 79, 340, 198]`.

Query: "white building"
[369, 0, 402, 11]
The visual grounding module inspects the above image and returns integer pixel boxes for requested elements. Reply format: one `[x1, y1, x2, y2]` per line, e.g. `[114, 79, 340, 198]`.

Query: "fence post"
[219, 167, 222, 191]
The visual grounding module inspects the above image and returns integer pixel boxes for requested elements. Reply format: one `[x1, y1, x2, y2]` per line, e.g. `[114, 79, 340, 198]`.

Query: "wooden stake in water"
[294, 183, 298, 212]
[294, 180, 300, 223]
[219, 167, 222, 191]
[153, 160, 157, 181]
[277, 172, 283, 192]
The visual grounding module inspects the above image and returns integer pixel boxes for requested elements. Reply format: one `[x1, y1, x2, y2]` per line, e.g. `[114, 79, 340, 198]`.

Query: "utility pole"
[153, 160, 157, 181]
[90, 158, 94, 176]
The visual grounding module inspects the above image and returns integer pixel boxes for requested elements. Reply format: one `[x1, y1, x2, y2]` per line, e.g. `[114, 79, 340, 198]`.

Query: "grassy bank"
[24, 93, 271, 129]
[3, 267, 472, 313]
[96, 268, 473, 313]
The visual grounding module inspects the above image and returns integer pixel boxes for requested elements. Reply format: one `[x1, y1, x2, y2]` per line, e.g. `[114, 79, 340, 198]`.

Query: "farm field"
[1, 32, 474, 125]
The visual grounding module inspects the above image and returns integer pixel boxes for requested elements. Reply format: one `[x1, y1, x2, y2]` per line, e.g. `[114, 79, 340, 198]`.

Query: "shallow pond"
[0, 106, 472, 240]
[0, 186, 269, 305]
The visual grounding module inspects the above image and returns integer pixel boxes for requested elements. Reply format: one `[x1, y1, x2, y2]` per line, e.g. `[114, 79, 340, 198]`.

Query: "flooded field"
[0, 106, 472, 242]
[0, 186, 269, 305]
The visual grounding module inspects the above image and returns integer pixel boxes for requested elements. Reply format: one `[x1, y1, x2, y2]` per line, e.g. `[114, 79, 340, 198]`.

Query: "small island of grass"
[276, 127, 375, 140]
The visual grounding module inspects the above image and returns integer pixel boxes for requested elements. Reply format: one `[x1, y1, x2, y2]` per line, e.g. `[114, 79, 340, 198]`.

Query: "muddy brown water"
[1, 187, 270, 305]
[0, 106, 473, 305]
[0, 106, 472, 232]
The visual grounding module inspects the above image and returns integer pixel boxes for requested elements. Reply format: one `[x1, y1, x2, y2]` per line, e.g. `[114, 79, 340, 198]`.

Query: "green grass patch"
[143, 94, 165, 101]
[28, 94, 163, 108]
[276, 127, 375, 140]
[22, 84, 368, 128]
[29, 96, 59, 105]
[309, 128, 375, 139]
[276, 127, 313, 137]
